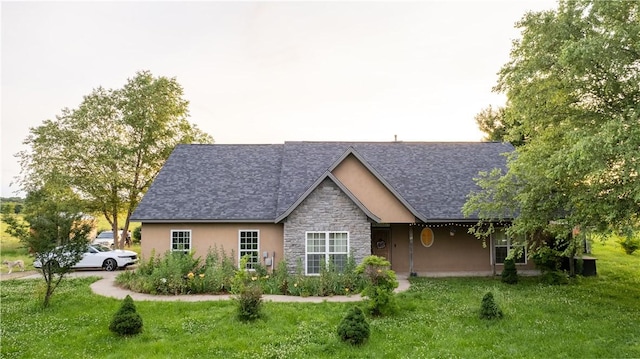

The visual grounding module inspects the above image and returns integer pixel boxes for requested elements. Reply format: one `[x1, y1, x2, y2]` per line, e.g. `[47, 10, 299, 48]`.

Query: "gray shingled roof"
[131, 141, 513, 222]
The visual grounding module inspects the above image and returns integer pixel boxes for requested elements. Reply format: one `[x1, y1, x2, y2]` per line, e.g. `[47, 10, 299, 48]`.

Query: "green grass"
[1, 241, 639, 358]
[1, 216, 34, 271]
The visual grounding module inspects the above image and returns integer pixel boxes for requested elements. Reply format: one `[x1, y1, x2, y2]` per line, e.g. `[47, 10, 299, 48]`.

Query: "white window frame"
[170, 229, 191, 254]
[239, 230, 260, 270]
[305, 231, 349, 275]
[493, 228, 526, 265]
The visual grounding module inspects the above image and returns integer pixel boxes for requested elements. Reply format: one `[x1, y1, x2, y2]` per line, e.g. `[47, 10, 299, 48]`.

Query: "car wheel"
[103, 258, 118, 271]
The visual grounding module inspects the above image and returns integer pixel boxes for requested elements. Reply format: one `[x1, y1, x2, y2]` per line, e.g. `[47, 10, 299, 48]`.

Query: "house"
[131, 141, 537, 276]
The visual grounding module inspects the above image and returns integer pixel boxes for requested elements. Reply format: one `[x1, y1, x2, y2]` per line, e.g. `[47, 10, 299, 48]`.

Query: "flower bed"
[115, 247, 366, 296]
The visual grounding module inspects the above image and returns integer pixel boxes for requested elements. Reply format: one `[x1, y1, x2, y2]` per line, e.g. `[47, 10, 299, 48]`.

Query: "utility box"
[561, 256, 597, 276]
[581, 256, 597, 276]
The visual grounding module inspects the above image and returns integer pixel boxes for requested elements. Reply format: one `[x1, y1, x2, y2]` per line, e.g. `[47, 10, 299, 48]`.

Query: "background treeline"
[1, 197, 24, 214]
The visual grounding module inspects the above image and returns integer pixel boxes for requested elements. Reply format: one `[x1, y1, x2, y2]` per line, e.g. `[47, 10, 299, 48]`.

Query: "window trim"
[304, 231, 349, 276]
[170, 229, 192, 254]
[238, 229, 260, 270]
[493, 228, 526, 265]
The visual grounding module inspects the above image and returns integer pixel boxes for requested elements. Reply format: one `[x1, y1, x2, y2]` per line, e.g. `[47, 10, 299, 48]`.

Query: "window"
[494, 229, 525, 264]
[171, 230, 191, 253]
[305, 231, 349, 275]
[239, 230, 259, 270]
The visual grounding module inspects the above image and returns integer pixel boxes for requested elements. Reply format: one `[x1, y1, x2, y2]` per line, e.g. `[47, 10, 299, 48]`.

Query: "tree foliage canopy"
[17, 71, 213, 247]
[465, 1, 640, 244]
[2, 176, 93, 307]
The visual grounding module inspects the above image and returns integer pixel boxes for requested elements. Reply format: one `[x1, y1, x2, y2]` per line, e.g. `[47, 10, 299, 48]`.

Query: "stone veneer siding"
[283, 178, 371, 274]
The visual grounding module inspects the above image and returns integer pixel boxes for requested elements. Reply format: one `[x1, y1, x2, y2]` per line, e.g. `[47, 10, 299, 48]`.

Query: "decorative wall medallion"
[420, 228, 434, 247]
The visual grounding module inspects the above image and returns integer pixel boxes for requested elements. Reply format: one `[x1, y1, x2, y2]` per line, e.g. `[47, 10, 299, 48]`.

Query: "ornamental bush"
[132, 226, 141, 244]
[479, 292, 503, 320]
[337, 306, 370, 345]
[235, 284, 263, 322]
[531, 246, 562, 273]
[356, 255, 398, 316]
[234, 255, 264, 321]
[531, 246, 568, 284]
[501, 258, 519, 284]
[619, 236, 640, 255]
[109, 295, 143, 336]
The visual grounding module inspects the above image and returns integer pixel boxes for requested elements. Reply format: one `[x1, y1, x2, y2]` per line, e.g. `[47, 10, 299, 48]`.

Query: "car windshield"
[92, 245, 112, 252]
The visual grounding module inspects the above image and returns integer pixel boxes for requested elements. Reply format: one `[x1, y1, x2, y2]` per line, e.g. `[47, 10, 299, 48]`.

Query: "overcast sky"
[1, 1, 557, 197]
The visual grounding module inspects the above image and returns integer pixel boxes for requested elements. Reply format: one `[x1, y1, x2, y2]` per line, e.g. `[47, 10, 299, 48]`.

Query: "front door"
[372, 228, 391, 261]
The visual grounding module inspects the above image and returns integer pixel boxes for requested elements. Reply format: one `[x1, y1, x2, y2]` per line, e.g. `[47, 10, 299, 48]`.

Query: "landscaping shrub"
[501, 258, 519, 284]
[540, 270, 569, 285]
[109, 295, 143, 336]
[531, 246, 568, 284]
[233, 256, 263, 321]
[619, 236, 640, 255]
[338, 254, 363, 295]
[235, 284, 263, 321]
[532, 246, 562, 273]
[271, 259, 289, 294]
[479, 292, 503, 320]
[337, 306, 370, 345]
[132, 226, 141, 244]
[356, 255, 398, 316]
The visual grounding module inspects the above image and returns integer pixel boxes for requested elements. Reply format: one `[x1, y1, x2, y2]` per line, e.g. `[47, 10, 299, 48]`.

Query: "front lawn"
[1, 241, 638, 358]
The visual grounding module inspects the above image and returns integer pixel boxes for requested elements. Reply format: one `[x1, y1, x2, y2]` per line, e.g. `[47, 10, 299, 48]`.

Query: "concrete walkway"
[11, 270, 411, 303]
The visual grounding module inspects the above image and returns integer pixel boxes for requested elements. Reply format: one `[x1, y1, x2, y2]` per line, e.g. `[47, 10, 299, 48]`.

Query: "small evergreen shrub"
[132, 226, 142, 244]
[356, 255, 399, 316]
[109, 295, 143, 336]
[501, 258, 519, 284]
[479, 292, 503, 320]
[337, 306, 370, 345]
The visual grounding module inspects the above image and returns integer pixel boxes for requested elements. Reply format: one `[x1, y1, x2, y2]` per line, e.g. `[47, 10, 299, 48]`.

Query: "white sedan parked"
[33, 245, 138, 271]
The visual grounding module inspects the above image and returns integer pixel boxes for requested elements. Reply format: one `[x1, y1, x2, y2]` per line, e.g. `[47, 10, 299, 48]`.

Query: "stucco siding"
[140, 223, 283, 268]
[283, 178, 371, 273]
[332, 154, 415, 223]
[389, 225, 536, 275]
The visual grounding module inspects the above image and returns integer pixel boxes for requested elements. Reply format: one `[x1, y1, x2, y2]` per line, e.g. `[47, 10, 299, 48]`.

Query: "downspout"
[409, 224, 416, 276]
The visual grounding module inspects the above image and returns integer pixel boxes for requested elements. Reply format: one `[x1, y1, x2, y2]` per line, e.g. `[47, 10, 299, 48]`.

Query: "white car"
[33, 245, 138, 271]
[92, 230, 131, 248]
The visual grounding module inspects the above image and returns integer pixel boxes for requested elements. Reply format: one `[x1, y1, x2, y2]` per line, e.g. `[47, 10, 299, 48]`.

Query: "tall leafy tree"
[465, 0, 640, 271]
[17, 71, 213, 247]
[474, 105, 527, 147]
[2, 176, 94, 307]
